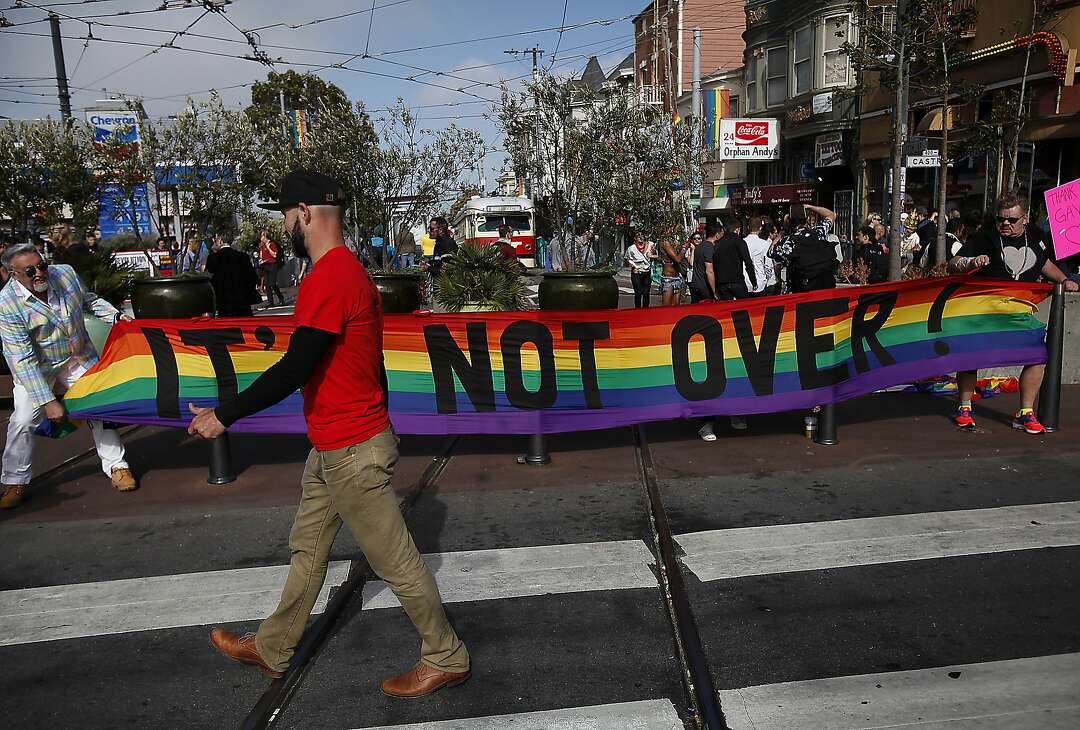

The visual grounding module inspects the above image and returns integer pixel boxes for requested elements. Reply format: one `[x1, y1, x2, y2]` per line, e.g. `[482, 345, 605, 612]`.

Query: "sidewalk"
[3, 384, 1077, 525]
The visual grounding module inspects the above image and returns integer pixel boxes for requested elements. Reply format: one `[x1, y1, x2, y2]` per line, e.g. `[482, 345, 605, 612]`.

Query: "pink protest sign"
[1044, 180, 1080, 260]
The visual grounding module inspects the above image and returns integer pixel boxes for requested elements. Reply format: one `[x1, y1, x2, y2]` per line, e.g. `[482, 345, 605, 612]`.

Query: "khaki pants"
[255, 427, 468, 674]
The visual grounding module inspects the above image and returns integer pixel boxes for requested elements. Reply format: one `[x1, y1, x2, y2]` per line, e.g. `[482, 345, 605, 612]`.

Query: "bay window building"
[739, 0, 860, 239]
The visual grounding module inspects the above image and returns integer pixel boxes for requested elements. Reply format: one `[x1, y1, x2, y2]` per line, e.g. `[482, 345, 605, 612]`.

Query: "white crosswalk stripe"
[357, 699, 684, 729]
[721, 653, 1080, 729]
[0, 562, 351, 646]
[355, 655, 1080, 729]
[363, 540, 655, 609]
[0, 540, 655, 646]
[6, 503, 1080, 646]
[676, 501, 1080, 582]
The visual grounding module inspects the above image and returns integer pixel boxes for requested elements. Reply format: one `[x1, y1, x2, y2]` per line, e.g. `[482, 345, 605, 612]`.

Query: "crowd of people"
[623, 194, 1078, 441]
[624, 201, 841, 311]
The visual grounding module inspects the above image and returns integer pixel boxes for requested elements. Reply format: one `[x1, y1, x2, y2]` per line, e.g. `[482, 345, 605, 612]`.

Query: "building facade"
[633, 0, 746, 114]
[858, 0, 1080, 226]
[739, 0, 861, 239]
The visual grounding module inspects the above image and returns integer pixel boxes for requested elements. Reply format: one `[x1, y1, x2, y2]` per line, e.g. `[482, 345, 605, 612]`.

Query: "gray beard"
[32, 281, 48, 293]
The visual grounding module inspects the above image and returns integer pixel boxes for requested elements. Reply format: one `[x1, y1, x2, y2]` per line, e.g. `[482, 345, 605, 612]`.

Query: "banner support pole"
[1038, 282, 1066, 433]
[814, 404, 838, 446]
[208, 433, 236, 485]
[519, 433, 551, 466]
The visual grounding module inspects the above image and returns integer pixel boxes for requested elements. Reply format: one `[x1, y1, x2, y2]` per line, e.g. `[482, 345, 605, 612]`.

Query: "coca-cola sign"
[719, 118, 781, 161]
[734, 121, 770, 145]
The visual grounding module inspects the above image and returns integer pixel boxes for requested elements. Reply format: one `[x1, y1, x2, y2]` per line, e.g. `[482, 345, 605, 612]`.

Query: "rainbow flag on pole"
[703, 88, 730, 148]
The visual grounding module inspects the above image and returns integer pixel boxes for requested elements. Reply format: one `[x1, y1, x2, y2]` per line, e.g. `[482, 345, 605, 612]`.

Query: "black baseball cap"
[257, 169, 347, 211]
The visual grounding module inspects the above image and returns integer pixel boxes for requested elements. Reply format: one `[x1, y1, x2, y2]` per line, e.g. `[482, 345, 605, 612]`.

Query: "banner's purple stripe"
[388, 346, 1048, 434]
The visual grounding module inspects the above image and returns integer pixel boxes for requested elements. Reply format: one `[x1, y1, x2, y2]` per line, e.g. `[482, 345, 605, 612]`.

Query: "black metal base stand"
[517, 433, 551, 466]
[814, 403, 838, 446]
[208, 432, 236, 484]
[1038, 283, 1066, 433]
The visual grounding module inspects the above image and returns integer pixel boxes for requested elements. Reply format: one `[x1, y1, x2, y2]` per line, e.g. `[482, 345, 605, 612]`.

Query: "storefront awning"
[1025, 116, 1080, 141]
[729, 183, 815, 206]
[915, 106, 959, 134]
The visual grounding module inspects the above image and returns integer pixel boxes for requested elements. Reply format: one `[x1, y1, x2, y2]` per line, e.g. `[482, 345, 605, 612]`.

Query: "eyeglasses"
[22, 262, 48, 276]
[996, 216, 1022, 224]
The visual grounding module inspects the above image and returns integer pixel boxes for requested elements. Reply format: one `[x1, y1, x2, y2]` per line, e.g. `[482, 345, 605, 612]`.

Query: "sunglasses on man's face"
[996, 216, 1023, 224]
[22, 263, 48, 277]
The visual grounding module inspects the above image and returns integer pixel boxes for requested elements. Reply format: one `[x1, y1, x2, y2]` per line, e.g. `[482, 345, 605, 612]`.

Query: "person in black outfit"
[689, 222, 721, 303]
[947, 193, 1079, 433]
[771, 204, 838, 293]
[206, 234, 261, 317]
[710, 215, 757, 300]
[854, 225, 888, 284]
[428, 216, 457, 280]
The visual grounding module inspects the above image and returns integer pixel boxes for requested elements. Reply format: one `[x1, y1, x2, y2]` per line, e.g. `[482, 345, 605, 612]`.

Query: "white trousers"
[2, 362, 128, 485]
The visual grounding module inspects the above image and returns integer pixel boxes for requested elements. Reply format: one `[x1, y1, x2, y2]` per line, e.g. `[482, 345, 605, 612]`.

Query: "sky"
[0, 0, 644, 187]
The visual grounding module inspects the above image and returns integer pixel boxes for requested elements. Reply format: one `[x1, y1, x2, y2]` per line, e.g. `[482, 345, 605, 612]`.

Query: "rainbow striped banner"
[64, 278, 1051, 435]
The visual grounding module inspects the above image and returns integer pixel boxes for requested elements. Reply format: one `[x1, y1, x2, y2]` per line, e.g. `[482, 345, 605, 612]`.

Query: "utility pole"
[692, 27, 701, 208]
[504, 47, 544, 204]
[279, 89, 289, 146]
[887, 0, 911, 281]
[48, 13, 72, 123]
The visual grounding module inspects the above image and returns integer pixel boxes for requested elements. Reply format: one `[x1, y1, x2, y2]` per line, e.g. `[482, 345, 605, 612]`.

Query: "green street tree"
[245, 70, 353, 197]
[371, 99, 486, 257]
[844, 0, 981, 277]
[251, 95, 382, 250]
[0, 119, 97, 236]
[499, 72, 703, 269]
[158, 93, 259, 237]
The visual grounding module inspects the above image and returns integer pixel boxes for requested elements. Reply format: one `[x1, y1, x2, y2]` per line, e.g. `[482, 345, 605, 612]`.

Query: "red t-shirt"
[259, 239, 278, 264]
[293, 246, 389, 450]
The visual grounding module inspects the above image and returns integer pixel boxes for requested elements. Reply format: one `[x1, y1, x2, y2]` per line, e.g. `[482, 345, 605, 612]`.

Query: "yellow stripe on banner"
[67, 292, 1032, 394]
[382, 295, 1027, 374]
[65, 354, 158, 397]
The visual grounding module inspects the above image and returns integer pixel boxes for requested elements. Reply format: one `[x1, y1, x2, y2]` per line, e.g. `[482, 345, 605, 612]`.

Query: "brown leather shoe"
[0, 484, 27, 510]
[110, 467, 138, 492]
[208, 628, 284, 678]
[380, 662, 470, 698]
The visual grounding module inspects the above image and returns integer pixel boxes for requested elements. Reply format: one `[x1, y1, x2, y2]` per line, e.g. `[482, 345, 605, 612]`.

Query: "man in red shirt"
[257, 228, 286, 308]
[189, 170, 469, 697]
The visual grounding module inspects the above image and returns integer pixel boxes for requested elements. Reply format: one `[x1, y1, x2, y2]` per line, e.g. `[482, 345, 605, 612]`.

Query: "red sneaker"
[1011, 411, 1045, 434]
[955, 406, 976, 429]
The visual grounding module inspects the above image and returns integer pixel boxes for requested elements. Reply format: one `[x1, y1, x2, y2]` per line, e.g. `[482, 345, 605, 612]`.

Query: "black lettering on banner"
[562, 322, 610, 409]
[850, 291, 898, 373]
[179, 328, 246, 402]
[732, 306, 784, 396]
[253, 326, 276, 351]
[927, 281, 966, 356]
[423, 323, 495, 413]
[142, 327, 180, 419]
[502, 320, 557, 409]
[795, 297, 851, 390]
[671, 315, 726, 400]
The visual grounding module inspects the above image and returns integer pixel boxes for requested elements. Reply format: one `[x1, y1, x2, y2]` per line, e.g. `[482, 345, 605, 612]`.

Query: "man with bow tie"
[0, 243, 138, 509]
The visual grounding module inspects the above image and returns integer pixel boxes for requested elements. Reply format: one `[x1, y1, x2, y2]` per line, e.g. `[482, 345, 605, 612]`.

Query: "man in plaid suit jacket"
[0, 243, 137, 509]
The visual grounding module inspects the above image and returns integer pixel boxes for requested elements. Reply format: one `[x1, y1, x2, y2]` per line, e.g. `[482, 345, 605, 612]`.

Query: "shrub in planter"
[433, 243, 526, 312]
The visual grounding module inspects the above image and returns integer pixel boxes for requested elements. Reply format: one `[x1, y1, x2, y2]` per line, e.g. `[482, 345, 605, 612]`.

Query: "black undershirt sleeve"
[215, 325, 336, 428]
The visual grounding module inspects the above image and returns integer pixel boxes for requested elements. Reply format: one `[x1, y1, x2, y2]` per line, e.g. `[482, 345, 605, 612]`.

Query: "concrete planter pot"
[539, 270, 619, 311]
[370, 272, 426, 314]
[132, 275, 215, 319]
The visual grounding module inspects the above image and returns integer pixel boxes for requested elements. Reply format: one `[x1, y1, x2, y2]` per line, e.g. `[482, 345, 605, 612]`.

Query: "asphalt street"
[2, 381, 1079, 728]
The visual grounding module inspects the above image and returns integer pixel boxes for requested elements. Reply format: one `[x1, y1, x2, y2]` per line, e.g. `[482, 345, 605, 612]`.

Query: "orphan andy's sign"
[1044, 178, 1080, 260]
